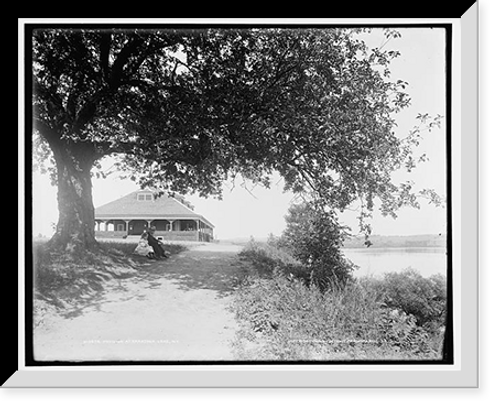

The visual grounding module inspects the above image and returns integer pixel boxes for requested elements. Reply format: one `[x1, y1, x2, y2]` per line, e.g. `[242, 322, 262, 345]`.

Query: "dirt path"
[34, 243, 245, 362]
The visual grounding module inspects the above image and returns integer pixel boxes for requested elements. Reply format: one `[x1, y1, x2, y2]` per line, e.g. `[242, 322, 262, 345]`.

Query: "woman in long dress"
[133, 232, 155, 258]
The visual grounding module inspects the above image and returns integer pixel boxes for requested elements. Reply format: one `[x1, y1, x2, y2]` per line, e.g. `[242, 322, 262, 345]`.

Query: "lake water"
[343, 247, 447, 278]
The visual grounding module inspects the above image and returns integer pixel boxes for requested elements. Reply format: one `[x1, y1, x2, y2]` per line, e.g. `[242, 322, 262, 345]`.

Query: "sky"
[31, 27, 447, 240]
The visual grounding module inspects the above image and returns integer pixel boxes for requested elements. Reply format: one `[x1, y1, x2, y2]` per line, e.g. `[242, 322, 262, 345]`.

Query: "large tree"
[32, 27, 440, 251]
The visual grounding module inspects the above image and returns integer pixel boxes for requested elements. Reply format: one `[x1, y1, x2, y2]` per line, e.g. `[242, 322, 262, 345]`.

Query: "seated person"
[146, 226, 170, 259]
[133, 232, 155, 259]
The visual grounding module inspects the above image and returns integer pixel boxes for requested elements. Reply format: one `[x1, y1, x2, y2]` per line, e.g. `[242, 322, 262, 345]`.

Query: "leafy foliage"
[233, 274, 444, 361]
[239, 238, 302, 278]
[373, 268, 447, 326]
[279, 202, 355, 290]
[236, 238, 446, 360]
[32, 27, 442, 247]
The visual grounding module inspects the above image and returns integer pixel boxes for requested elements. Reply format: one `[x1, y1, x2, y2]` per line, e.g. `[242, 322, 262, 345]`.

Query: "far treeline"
[343, 234, 446, 248]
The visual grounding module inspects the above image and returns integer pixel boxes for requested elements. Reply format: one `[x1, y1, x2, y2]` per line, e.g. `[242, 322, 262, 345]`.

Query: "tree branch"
[286, 158, 319, 193]
[99, 32, 112, 81]
[109, 35, 144, 87]
[239, 178, 258, 199]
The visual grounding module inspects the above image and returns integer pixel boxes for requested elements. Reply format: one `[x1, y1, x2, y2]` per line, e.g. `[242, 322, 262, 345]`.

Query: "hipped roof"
[94, 190, 215, 228]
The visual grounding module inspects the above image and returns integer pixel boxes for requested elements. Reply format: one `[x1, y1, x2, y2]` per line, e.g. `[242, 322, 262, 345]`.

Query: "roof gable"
[94, 190, 214, 227]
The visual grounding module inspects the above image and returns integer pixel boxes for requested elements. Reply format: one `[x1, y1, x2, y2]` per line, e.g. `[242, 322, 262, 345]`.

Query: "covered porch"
[95, 218, 214, 242]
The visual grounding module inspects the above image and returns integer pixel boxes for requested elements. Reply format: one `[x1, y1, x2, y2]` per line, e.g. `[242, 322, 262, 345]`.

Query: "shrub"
[240, 201, 356, 292]
[372, 268, 446, 326]
[235, 234, 446, 360]
[239, 238, 309, 282]
[279, 202, 355, 291]
[233, 273, 444, 361]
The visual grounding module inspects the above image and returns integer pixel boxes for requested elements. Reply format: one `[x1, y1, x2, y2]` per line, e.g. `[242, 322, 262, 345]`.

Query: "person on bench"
[133, 232, 155, 259]
[146, 226, 170, 259]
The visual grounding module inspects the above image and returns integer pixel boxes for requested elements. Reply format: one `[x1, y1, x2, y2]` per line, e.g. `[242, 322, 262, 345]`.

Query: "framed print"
[8, 5, 478, 387]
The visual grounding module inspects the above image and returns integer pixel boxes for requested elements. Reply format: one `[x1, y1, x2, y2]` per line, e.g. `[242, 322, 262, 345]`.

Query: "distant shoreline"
[34, 233, 447, 249]
[217, 234, 447, 249]
[343, 234, 446, 249]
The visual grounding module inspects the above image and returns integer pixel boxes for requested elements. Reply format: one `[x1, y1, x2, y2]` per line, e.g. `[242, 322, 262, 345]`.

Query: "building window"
[117, 224, 125, 232]
[137, 193, 153, 201]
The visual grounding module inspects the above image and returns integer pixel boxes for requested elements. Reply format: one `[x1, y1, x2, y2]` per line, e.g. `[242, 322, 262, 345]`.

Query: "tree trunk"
[47, 140, 98, 252]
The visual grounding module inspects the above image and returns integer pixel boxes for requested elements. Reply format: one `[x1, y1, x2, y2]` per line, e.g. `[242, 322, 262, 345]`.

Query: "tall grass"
[238, 238, 310, 283]
[233, 240, 445, 361]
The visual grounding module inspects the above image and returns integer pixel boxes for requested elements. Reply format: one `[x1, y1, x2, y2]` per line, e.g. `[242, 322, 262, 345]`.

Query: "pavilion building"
[94, 190, 214, 242]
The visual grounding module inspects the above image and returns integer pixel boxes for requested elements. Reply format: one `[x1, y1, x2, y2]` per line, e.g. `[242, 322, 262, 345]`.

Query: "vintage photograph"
[30, 24, 450, 363]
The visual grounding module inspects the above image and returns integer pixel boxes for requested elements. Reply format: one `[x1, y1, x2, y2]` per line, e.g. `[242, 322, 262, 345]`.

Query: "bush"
[233, 273, 444, 361]
[371, 268, 446, 326]
[234, 222, 446, 360]
[279, 202, 355, 291]
[240, 202, 356, 292]
[239, 238, 310, 283]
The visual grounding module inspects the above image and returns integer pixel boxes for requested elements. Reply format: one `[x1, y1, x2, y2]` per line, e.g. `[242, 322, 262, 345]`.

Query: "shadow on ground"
[33, 241, 186, 319]
[147, 249, 249, 297]
[34, 241, 248, 325]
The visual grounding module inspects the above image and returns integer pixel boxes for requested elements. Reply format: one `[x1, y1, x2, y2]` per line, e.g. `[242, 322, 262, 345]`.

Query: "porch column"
[125, 220, 130, 233]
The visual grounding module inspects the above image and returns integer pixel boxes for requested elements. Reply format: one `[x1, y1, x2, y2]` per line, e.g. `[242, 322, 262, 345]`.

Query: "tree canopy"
[32, 27, 442, 249]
